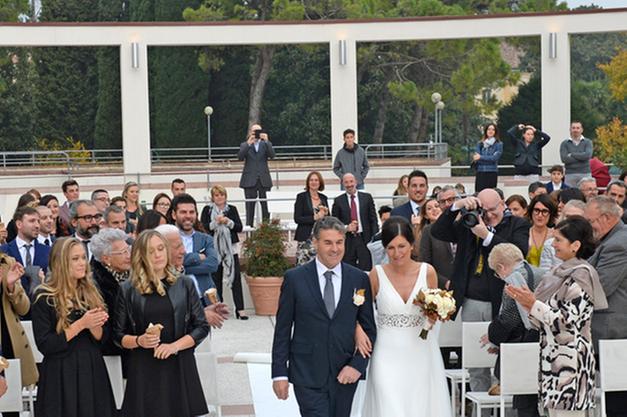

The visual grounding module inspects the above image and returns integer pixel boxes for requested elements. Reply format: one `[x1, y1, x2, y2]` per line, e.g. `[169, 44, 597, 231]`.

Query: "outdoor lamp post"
[204, 106, 213, 161]
[431, 93, 445, 144]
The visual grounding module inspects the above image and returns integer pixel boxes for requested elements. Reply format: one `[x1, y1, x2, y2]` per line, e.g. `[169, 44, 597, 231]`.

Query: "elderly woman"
[200, 185, 246, 319]
[90, 228, 131, 355]
[485, 243, 542, 417]
[114, 230, 209, 417]
[507, 216, 607, 417]
[32, 238, 116, 417]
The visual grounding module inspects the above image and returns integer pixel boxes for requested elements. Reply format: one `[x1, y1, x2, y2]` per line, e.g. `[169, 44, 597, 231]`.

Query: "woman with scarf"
[473, 123, 503, 192]
[485, 243, 543, 417]
[90, 228, 132, 355]
[506, 216, 607, 417]
[200, 185, 247, 320]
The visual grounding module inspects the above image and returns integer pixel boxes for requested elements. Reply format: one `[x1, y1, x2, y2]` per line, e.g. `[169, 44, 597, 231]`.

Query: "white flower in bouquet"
[413, 288, 456, 340]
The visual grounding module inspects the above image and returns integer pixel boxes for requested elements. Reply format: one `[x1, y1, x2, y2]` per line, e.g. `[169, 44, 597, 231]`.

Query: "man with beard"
[70, 200, 102, 260]
[171, 194, 219, 299]
[156, 224, 229, 328]
[585, 196, 627, 417]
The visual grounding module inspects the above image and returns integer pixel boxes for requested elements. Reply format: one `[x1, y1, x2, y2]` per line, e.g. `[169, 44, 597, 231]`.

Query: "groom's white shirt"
[273, 258, 343, 381]
[316, 258, 342, 308]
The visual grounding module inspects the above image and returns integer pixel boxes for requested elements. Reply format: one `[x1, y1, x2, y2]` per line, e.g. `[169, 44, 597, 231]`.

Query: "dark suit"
[0, 239, 50, 297]
[390, 201, 417, 222]
[544, 181, 570, 193]
[182, 231, 220, 300]
[588, 222, 627, 417]
[431, 208, 530, 319]
[331, 192, 378, 271]
[272, 260, 376, 417]
[417, 224, 453, 290]
[294, 192, 329, 242]
[238, 139, 275, 226]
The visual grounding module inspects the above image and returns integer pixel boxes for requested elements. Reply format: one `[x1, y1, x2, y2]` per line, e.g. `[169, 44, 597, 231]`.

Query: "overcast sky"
[566, 0, 627, 8]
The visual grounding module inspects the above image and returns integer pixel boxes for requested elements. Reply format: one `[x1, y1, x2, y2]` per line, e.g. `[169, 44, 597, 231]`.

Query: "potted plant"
[242, 219, 292, 315]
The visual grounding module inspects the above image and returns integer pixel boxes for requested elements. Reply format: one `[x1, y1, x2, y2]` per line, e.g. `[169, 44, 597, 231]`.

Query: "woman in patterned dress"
[506, 216, 608, 417]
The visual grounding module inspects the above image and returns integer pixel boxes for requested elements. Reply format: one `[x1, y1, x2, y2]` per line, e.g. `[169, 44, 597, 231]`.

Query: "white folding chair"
[103, 356, 125, 410]
[440, 315, 467, 417]
[0, 359, 23, 413]
[196, 335, 212, 353]
[461, 322, 512, 417]
[598, 339, 627, 417]
[499, 343, 540, 415]
[195, 352, 221, 417]
[21, 320, 41, 415]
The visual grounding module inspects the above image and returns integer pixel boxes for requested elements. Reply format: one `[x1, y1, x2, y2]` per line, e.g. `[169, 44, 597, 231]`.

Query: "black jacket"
[200, 204, 243, 244]
[331, 192, 379, 243]
[507, 125, 551, 175]
[113, 275, 209, 348]
[293, 191, 329, 242]
[431, 207, 530, 319]
[91, 259, 124, 355]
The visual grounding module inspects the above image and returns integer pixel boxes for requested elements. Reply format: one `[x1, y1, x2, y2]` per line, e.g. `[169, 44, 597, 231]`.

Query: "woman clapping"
[114, 230, 209, 417]
[32, 237, 116, 417]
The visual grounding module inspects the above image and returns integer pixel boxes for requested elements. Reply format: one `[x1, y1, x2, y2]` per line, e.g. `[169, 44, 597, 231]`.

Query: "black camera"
[254, 129, 264, 139]
[460, 207, 484, 228]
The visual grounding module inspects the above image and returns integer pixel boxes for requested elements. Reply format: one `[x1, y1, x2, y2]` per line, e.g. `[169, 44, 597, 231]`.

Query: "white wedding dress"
[361, 263, 452, 417]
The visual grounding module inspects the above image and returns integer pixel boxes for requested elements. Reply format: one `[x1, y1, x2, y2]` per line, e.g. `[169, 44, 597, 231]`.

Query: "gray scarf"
[502, 262, 532, 329]
[209, 204, 235, 287]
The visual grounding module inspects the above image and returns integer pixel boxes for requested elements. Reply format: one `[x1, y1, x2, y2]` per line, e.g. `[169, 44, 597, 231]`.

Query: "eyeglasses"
[110, 246, 131, 256]
[532, 208, 550, 216]
[77, 214, 103, 222]
[438, 196, 457, 205]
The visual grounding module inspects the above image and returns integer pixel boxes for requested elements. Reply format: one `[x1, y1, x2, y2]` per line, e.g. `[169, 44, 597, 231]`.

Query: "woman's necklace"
[530, 226, 548, 249]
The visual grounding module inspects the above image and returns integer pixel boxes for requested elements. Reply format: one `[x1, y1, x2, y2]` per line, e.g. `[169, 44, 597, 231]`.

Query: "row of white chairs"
[1, 321, 219, 416]
[438, 319, 627, 417]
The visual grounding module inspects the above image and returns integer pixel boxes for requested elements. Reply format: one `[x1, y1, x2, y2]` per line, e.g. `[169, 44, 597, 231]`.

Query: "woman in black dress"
[31, 237, 116, 417]
[293, 171, 329, 265]
[200, 185, 246, 319]
[114, 230, 210, 417]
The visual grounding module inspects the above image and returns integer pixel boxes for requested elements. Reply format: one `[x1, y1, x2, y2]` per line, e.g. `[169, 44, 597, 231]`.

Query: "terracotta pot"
[245, 275, 284, 316]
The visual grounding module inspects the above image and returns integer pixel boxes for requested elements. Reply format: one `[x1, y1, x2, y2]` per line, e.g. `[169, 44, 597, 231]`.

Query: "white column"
[120, 41, 152, 175]
[329, 39, 358, 167]
[540, 31, 570, 172]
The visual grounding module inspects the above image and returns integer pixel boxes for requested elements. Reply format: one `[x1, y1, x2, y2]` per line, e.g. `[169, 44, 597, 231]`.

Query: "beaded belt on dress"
[377, 313, 425, 328]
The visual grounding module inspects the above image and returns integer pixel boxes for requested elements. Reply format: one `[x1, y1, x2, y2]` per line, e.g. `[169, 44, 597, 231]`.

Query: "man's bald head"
[477, 189, 505, 227]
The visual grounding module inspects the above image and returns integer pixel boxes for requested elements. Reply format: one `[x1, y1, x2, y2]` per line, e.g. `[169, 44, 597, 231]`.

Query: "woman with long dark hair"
[473, 123, 503, 192]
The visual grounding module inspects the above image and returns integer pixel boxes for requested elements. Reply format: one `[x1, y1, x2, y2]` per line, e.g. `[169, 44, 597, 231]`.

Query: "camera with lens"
[460, 207, 484, 228]
[254, 129, 265, 140]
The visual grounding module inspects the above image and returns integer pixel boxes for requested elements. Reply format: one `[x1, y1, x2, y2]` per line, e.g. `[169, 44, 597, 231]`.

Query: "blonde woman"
[392, 175, 409, 207]
[114, 230, 209, 417]
[122, 181, 145, 227]
[31, 237, 116, 417]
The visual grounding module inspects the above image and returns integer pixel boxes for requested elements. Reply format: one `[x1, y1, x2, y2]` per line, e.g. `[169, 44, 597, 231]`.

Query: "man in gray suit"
[585, 196, 627, 417]
[239, 123, 275, 226]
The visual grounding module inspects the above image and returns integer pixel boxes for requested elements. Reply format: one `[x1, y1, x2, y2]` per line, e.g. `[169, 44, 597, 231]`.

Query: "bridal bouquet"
[413, 289, 456, 340]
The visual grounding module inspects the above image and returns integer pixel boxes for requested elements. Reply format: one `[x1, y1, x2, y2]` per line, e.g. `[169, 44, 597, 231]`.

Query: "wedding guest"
[170, 178, 186, 197]
[540, 200, 586, 270]
[485, 243, 542, 417]
[32, 237, 116, 417]
[114, 230, 209, 417]
[41, 194, 67, 237]
[505, 194, 528, 218]
[104, 205, 135, 236]
[556, 188, 585, 216]
[392, 175, 409, 207]
[200, 185, 247, 320]
[110, 196, 127, 211]
[527, 182, 547, 200]
[560, 121, 592, 188]
[585, 196, 627, 417]
[123, 181, 145, 227]
[333, 128, 370, 189]
[136, 210, 167, 234]
[507, 124, 551, 182]
[525, 194, 557, 267]
[578, 177, 598, 202]
[545, 165, 570, 193]
[411, 198, 441, 260]
[293, 171, 329, 265]
[0, 254, 39, 406]
[506, 216, 607, 417]
[91, 189, 110, 213]
[90, 229, 131, 355]
[6, 192, 39, 242]
[0, 222, 7, 245]
[473, 123, 503, 192]
[70, 200, 101, 260]
[391, 170, 429, 222]
[605, 180, 627, 224]
[36, 205, 55, 247]
[455, 183, 467, 197]
[153, 193, 172, 217]
[58, 179, 80, 232]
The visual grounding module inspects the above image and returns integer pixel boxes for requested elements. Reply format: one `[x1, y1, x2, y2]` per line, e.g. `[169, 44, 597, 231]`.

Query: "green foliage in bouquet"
[242, 219, 291, 277]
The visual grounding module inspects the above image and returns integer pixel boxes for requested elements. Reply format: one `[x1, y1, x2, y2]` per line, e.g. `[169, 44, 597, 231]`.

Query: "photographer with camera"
[238, 123, 276, 226]
[431, 188, 530, 396]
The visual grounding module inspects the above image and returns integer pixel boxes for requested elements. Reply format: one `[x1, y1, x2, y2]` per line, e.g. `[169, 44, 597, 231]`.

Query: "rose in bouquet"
[413, 288, 456, 339]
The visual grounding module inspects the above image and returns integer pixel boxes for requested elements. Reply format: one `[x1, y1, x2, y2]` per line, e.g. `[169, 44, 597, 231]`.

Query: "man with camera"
[239, 123, 276, 226]
[431, 188, 529, 394]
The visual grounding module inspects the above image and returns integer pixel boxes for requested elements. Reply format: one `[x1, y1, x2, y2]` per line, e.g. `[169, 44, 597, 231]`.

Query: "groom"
[272, 216, 377, 417]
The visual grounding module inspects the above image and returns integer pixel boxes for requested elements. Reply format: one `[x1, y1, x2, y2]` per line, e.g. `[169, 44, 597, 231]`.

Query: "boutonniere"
[353, 289, 366, 306]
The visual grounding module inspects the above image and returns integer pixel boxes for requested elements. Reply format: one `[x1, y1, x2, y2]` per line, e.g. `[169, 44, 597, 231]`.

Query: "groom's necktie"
[323, 271, 335, 318]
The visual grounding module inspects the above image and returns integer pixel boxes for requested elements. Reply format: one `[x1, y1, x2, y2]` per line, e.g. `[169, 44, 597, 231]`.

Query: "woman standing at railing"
[123, 181, 146, 228]
[473, 123, 503, 192]
[507, 124, 551, 182]
[293, 171, 329, 265]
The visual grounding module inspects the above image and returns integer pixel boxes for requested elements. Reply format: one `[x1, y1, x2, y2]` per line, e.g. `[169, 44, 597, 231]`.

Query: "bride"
[357, 216, 452, 417]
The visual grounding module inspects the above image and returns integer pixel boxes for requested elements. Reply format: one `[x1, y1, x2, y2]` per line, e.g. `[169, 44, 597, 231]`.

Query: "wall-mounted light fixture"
[549, 32, 557, 59]
[131, 42, 140, 69]
[339, 40, 347, 66]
